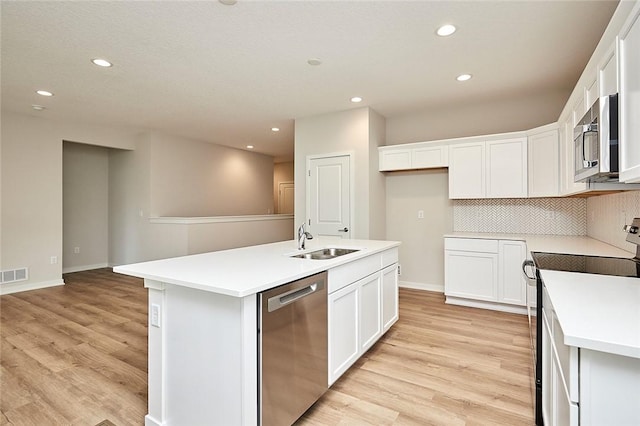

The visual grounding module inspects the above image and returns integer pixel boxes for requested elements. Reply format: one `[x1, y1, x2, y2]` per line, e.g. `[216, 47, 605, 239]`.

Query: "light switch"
[418, 210, 424, 219]
[151, 304, 161, 328]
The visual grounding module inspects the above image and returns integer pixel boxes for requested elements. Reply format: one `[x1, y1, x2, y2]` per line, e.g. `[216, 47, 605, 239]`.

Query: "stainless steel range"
[523, 217, 640, 426]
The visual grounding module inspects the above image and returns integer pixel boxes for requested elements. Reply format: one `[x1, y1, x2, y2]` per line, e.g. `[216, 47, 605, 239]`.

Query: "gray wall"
[63, 142, 110, 272]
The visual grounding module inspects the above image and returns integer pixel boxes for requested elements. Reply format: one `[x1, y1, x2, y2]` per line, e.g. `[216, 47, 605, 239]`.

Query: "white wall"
[148, 133, 274, 217]
[385, 89, 569, 146]
[386, 169, 452, 291]
[294, 107, 385, 239]
[63, 142, 110, 272]
[368, 109, 387, 240]
[1, 112, 290, 291]
[1, 111, 138, 291]
[273, 161, 294, 214]
[109, 132, 289, 266]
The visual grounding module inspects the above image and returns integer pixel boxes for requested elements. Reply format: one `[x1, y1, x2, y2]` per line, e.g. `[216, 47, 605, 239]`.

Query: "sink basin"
[291, 248, 360, 260]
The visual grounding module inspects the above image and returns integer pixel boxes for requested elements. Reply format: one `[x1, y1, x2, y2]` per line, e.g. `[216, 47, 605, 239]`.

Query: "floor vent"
[1, 267, 29, 284]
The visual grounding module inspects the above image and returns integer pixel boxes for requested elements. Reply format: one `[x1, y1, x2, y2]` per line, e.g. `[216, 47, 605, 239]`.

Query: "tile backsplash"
[453, 198, 587, 235]
[587, 190, 640, 253]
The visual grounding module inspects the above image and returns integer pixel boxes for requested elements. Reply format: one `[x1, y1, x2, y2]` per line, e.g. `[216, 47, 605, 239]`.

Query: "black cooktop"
[532, 252, 640, 278]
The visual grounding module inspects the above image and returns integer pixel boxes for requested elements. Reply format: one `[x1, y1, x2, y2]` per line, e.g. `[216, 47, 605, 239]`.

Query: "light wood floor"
[1, 269, 534, 425]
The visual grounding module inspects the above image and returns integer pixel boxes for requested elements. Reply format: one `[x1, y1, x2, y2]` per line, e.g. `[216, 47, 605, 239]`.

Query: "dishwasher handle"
[268, 281, 324, 312]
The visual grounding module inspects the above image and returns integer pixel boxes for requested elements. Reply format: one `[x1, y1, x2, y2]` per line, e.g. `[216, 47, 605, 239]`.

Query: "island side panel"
[145, 279, 258, 426]
[145, 280, 166, 426]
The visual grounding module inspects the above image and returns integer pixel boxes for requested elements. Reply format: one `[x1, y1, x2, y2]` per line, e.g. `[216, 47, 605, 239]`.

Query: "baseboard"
[62, 263, 109, 274]
[399, 280, 444, 293]
[445, 296, 527, 315]
[0, 278, 65, 295]
[144, 414, 163, 426]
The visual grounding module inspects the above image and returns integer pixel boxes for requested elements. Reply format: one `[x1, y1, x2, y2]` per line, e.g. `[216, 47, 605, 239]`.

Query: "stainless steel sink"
[291, 248, 359, 260]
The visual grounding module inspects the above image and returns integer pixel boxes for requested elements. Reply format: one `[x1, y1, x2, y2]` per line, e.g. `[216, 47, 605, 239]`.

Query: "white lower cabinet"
[358, 273, 382, 353]
[381, 263, 399, 332]
[444, 238, 526, 313]
[328, 281, 360, 383]
[543, 285, 640, 425]
[328, 248, 399, 385]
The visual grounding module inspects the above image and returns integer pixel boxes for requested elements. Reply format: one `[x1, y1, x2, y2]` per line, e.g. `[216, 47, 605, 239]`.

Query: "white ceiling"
[1, 1, 618, 162]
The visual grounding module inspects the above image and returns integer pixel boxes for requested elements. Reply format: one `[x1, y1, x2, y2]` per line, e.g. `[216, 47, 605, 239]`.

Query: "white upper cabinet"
[528, 128, 559, 197]
[412, 145, 448, 169]
[486, 138, 528, 198]
[448, 142, 486, 199]
[586, 77, 599, 109]
[619, 2, 640, 183]
[598, 41, 618, 97]
[559, 116, 588, 196]
[378, 148, 411, 171]
[449, 138, 527, 199]
[379, 143, 448, 171]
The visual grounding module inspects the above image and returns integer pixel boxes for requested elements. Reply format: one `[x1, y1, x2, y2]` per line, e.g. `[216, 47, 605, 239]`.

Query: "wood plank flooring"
[1, 269, 533, 425]
[298, 290, 534, 425]
[0, 269, 148, 425]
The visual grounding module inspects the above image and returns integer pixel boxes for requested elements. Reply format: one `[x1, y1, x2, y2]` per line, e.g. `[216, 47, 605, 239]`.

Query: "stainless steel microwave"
[574, 93, 619, 182]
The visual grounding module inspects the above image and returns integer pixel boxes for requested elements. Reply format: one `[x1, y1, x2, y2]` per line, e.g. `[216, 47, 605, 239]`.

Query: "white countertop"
[540, 269, 640, 359]
[114, 238, 400, 297]
[445, 232, 633, 258]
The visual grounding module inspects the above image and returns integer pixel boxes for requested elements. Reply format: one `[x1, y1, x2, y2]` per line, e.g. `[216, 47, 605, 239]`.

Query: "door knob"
[338, 227, 349, 232]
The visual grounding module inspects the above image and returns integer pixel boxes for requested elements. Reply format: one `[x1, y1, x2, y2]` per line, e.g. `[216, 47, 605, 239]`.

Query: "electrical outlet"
[50, 256, 58, 264]
[417, 210, 424, 219]
[151, 304, 161, 328]
[74, 247, 80, 254]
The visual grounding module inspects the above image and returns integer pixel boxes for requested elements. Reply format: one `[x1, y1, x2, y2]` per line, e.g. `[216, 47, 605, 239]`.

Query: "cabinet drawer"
[445, 238, 499, 253]
[328, 254, 382, 294]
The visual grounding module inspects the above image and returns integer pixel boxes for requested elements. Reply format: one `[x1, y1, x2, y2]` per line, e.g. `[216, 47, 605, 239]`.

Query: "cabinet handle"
[522, 259, 536, 281]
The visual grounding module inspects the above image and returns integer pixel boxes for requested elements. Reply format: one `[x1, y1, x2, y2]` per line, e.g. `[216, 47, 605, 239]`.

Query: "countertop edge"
[114, 239, 401, 298]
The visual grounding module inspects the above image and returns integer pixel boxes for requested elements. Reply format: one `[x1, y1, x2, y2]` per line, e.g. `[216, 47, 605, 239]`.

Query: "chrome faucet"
[297, 223, 313, 250]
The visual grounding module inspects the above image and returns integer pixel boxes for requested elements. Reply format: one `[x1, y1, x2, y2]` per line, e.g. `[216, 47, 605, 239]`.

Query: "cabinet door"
[445, 250, 498, 301]
[379, 148, 411, 171]
[528, 130, 559, 197]
[498, 240, 527, 306]
[381, 263, 399, 332]
[619, 3, 640, 183]
[486, 138, 527, 198]
[598, 41, 617, 97]
[412, 145, 448, 168]
[328, 283, 359, 385]
[586, 77, 598, 109]
[559, 116, 587, 196]
[449, 142, 485, 199]
[359, 273, 382, 353]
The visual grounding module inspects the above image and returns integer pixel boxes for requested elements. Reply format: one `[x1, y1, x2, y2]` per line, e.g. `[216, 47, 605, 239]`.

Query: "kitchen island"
[539, 269, 640, 424]
[114, 238, 400, 426]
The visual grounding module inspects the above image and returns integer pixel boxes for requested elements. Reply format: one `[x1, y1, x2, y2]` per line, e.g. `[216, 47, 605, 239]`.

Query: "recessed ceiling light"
[219, 0, 237, 5]
[456, 74, 472, 82]
[271, 127, 280, 132]
[91, 58, 113, 67]
[350, 97, 363, 103]
[36, 90, 53, 97]
[246, 145, 254, 149]
[32, 105, 46, 111]
[307, 58, 322, 66]
[436, 24, 457, 37]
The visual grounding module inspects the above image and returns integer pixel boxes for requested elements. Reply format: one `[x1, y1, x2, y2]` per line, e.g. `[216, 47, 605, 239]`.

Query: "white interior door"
[308, 155, 351, 239]
[277, 181, 294, 214]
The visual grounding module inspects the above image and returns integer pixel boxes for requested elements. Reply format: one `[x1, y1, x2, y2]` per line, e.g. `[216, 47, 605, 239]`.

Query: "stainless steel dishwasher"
[258, 271, 328, 426]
